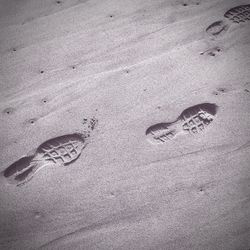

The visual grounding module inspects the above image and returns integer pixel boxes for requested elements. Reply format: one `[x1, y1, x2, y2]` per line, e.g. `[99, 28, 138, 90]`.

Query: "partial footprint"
[1, 118, 98, 186]
[200, 46, 222, 57]
[206, 5, 250, 37]
[146, 103, 218, 144]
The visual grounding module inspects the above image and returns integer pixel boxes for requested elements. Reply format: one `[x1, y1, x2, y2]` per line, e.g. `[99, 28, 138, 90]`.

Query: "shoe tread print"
[206, 4, 250, 37]
[1, 118, 97, 186]
[146, 103, 218, 144]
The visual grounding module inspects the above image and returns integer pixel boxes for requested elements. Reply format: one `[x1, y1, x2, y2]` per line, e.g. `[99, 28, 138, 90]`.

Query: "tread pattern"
[224, 5, 250, 23]
[146, 103, 218, 144]
[37, 134, 86, 165]
[1, 118, 98, 186]
[206, 5, 250, 36]
[180, 103, 217, 135]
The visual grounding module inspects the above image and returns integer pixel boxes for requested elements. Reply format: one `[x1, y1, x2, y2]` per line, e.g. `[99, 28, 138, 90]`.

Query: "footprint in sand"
[1, 118, 98, 186]
[206, 4, 250, 37]
[146, 103, 218, 144]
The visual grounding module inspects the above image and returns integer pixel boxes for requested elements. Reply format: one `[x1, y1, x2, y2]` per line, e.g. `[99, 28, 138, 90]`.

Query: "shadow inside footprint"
[3, 156, 34, 178]
[14, 166, 35, 182]
[206, 20, 229, 37]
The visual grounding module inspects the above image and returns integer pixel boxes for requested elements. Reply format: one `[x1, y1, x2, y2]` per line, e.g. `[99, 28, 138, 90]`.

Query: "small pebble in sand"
[217, 87, 227, 93]
[3, 107, 15, 115]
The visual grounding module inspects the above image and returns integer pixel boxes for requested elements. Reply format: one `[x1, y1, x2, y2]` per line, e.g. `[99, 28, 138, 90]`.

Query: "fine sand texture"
[0, 0, 250, 249]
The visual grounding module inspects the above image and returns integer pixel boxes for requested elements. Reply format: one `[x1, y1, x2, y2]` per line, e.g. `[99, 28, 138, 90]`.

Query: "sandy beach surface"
[0, 0, 250, 249]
